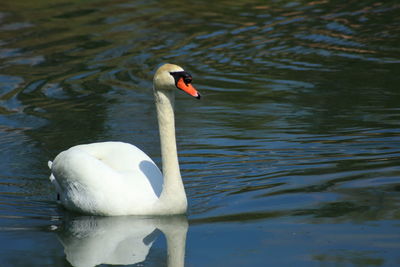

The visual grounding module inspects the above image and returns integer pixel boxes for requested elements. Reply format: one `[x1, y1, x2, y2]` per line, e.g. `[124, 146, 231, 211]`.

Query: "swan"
[48, 63, 200, 216]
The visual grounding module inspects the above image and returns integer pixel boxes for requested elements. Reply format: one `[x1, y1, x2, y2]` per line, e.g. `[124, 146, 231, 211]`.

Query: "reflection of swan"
[57, 214, 188, 267]
[48, 64, 200, 215]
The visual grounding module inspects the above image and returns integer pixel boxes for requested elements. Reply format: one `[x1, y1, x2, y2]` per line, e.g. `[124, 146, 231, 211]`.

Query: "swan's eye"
[170, 71, 192, 85]
[184, 76, 192, 84]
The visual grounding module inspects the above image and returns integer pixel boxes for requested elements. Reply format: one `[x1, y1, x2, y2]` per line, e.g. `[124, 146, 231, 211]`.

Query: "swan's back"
[50, 142, 163, 215]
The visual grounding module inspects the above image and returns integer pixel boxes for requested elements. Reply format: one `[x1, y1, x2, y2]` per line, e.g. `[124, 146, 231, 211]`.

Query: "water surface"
[0, 0, 399, 266]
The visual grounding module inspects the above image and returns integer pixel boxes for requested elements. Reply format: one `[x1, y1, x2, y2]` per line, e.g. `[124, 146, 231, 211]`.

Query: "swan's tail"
[48, 160, 61, 202]
[48, 160, 56, 184]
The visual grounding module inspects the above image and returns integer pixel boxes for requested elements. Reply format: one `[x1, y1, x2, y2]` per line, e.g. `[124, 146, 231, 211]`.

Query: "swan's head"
[153, 63, 200, 99]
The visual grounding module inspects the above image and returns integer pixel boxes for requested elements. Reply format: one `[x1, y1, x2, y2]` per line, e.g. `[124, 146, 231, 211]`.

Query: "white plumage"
[49, 64, 200, 216]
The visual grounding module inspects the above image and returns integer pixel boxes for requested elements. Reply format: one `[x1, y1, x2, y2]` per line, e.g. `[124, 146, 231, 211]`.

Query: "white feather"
[49, 64, 198, 216]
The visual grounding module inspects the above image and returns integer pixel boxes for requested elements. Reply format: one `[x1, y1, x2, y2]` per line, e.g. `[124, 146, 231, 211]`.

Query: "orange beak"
[177, 78, 201, 99]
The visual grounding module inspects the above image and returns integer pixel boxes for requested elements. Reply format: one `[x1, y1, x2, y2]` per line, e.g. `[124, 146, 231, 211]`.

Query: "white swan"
[48, 63, 200, 216]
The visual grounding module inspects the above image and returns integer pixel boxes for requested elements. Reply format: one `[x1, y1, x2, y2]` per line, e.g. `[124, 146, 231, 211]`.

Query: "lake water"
[0, 0, 399, 266]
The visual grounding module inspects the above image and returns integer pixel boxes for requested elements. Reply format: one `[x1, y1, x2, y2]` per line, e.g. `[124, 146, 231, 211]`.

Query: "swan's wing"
[77, 142, 163, 197]
[50, 142, 163, 215]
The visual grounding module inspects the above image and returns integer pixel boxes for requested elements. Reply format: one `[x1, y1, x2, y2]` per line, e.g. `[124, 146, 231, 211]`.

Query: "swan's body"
[49, 64, 200, 216]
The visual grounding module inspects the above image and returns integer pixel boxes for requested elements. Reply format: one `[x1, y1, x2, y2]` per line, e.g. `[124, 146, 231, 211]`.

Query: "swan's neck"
[154, 89, 187, 212]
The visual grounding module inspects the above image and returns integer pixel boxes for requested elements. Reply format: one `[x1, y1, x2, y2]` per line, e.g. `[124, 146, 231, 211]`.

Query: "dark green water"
[0, 0, 399, 266]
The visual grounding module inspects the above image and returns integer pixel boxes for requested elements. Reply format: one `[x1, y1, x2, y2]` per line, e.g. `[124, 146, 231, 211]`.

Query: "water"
[0, 0, 399, 266]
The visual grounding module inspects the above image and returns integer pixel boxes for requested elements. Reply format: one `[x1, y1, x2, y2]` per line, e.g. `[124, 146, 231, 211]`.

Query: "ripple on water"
[0, 0, 398, 251]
